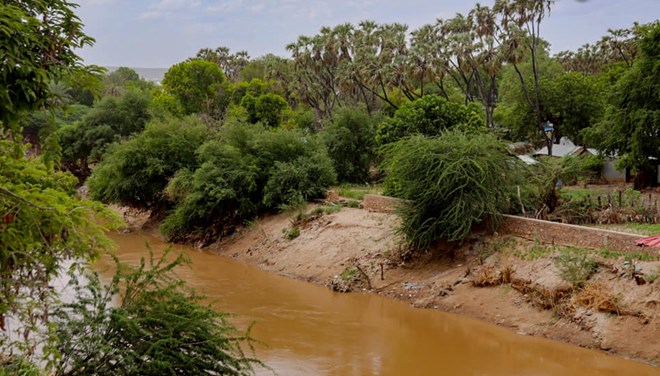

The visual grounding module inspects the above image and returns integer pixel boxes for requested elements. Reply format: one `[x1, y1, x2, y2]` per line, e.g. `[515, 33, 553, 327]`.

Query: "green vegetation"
[53, 248, 260, 375]
[554, 253, 599, 288]
[322, 106, 379, 183]
[88, 116, 210, 212]
[158, 124, 336, 244]
[383, 130, 520, 249]
[161, 59, 226, 117]
[375, 95, 484, 146]
[336, 184, 382, 200]
[585, 22, 660, 187]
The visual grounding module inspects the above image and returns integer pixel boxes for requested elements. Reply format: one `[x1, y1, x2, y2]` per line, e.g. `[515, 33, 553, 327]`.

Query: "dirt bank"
[114, 203, 659, 366]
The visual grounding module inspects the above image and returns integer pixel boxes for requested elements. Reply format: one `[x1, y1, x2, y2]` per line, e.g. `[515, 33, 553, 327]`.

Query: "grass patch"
[311, 205, 343, 216]
[336, 184, 382, 200]
[560, 246, 660, 261]
[514, 244, 555, 260]
[340, 267, 358, 281]
[283, 226, 300, 240]
[559, 187, 608, 202]
[554, 253, 599, 288]
[592, 222, 660, 236]
[575, 283, 623, 314]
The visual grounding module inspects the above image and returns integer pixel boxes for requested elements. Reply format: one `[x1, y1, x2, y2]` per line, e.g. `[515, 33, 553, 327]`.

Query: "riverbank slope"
[117, 204, 660, 366]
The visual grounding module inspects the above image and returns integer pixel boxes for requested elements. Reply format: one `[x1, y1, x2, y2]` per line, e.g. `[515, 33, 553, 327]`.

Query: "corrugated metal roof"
[636, 234, 660, 247]
[533, 137, 594, 158]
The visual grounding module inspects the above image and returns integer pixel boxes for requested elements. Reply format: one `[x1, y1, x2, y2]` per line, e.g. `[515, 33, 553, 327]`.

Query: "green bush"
[321, 106, 378, 183]
[88, 116, 210, 211]
[53, 248, 260, 375]
[59, 89, 152, 180]
[375, 95, 484, 146]
[382, 130, 520, 250]
[161, 124, 336, 244]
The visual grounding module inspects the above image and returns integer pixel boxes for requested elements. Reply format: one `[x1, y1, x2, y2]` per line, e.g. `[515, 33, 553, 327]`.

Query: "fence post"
[618, 191, 622, 207]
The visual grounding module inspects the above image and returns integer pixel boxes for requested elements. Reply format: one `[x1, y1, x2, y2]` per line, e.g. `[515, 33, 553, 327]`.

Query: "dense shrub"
[383, 130, 520, 250]
[375, 95, 484, 146]
[58, 89, 152, 180]
[88, 116, 210, 211]
[321, 106, 379, 183]
[161, 124, 336, 244]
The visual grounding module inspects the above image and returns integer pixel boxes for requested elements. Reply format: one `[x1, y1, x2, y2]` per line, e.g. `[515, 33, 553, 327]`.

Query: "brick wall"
[499, 215, 654, 254]
[361, 194, 657, 255]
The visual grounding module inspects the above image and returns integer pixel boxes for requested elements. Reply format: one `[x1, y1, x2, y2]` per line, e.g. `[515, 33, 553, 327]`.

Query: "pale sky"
[74, 0, 660, 68]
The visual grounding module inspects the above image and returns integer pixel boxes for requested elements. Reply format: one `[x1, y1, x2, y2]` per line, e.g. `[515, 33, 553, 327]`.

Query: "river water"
[103, 233, 658, 376]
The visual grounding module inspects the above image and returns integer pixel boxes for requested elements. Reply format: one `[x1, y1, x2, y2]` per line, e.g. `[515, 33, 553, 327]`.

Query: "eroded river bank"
[105, 225, 659, 375]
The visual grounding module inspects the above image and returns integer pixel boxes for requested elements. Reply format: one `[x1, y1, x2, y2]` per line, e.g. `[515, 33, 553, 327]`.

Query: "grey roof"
[533, 137, 593, 157]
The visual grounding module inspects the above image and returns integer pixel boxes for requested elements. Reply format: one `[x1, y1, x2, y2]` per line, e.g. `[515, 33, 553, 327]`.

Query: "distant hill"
[106, 66, 168, 83]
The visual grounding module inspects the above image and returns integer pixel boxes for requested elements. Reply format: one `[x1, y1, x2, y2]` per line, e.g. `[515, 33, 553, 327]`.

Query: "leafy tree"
[161, 60, 225, 116]
[102, 67, 152, 97]
[376, 95, 484, 146]
[53, 248, 259, 376]
[321, 106, 379, 183]
[0, 1, 97, 136]
[88, 116, 210, 212]
[496, 68, 604, 144]
[382, 130, 520, 250]
[585, 23, 660, 188]
[161, 124, 336, 244]
[59, 89, 152, 181]
[255, 93, 289, 127]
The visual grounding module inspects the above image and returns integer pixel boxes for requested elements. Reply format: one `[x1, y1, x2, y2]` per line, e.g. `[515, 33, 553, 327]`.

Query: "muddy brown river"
[103, 233, 658, 375]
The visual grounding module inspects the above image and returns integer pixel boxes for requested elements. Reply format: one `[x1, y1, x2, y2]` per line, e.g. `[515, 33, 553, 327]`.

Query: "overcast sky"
[75, 0, 660, 68]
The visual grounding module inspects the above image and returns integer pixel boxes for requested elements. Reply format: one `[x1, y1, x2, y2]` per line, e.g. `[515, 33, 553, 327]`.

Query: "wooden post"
[607, 192, 612, 208]
[598, 196, 602, 208]
[618, 191, 622, 207]
[380, 263, 384, 280]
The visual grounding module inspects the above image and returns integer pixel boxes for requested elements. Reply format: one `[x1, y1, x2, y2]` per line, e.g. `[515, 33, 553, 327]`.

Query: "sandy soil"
[115, 203, 660, 366]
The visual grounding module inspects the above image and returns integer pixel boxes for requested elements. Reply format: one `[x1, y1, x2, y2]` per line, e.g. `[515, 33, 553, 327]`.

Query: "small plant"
[284, 226, 300, 240]
[340, 267, 358, 281]
[345, 200, 360, 208]
[554, 253, 599, 288]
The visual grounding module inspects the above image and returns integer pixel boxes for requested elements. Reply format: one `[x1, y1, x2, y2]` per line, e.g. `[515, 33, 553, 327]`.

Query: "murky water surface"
[103, 233, 658, 376]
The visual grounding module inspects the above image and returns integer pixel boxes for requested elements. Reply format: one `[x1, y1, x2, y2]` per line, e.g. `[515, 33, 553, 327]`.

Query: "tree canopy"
[0, 1, 97, 133]
[161, 60, 226, 116]
[585, 22, 660, 186]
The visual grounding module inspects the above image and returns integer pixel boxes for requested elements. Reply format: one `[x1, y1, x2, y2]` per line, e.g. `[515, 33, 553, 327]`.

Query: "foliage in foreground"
[0, 140, 120, 355]
[382, 131, 520, 250]
[53, 248, 260, 376]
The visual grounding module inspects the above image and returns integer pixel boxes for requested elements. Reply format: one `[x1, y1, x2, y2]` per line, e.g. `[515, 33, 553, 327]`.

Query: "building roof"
[533, 137, 596, 157]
